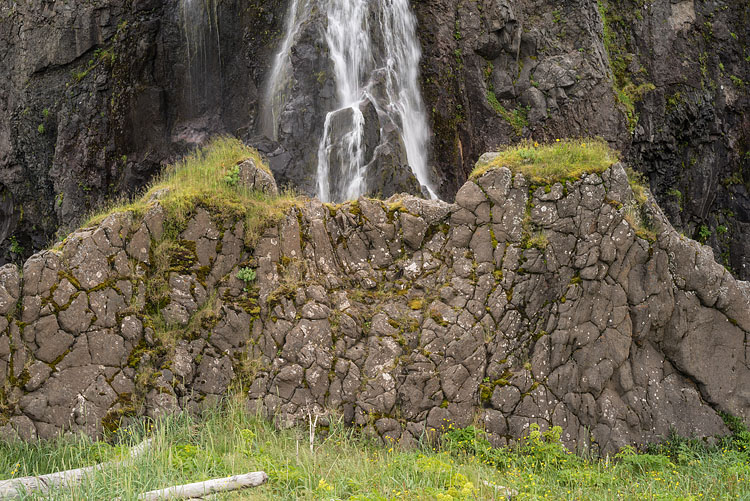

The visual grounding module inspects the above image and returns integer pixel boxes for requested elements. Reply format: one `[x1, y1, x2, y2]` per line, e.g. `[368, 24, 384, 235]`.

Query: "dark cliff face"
[1, 0, 749, 279]
[0, 0, 286, 264]
[411, 0, 750, 278]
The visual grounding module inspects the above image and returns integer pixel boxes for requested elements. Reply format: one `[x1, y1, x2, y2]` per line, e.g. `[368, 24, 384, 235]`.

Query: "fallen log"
[0, 439, 151, 500]
[135, 472, 269, 500]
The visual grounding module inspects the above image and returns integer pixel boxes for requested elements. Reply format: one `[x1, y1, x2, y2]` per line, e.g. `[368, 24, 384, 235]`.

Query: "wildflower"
[317, 478, 333, 491]
[556, 138, 561, 142]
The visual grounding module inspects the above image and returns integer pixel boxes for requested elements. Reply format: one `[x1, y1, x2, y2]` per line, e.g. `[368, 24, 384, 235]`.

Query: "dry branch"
[0, 439, 151, 500]
[134, 472, 269, 500]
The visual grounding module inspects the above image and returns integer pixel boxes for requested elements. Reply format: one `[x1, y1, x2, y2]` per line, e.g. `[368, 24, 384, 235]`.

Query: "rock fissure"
[0, 162, 748, 454]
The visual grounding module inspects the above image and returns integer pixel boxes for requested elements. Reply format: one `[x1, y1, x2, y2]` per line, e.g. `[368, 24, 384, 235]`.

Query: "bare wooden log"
[0, 439, 151, 500]
[135, 472, 269, 500]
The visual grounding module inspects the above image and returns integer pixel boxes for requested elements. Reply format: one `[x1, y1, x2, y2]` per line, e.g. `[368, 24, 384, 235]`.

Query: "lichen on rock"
[0, 140, 748, 457]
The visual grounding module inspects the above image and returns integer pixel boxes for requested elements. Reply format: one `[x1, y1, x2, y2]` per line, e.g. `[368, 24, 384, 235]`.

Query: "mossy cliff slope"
[0, 141, 748, 456]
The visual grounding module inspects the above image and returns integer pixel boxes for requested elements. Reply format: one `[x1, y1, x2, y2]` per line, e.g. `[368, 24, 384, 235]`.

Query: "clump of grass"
[623, 167, 658, 242]
[625, 167, 648, 205]
[408, 297, 425, 310]
[523, 231, 549, 250]
[486, 91, 529, 136]
[471, 138, 618, 183]
[78, 136, 300, 248]
[1, 400, 748, 500]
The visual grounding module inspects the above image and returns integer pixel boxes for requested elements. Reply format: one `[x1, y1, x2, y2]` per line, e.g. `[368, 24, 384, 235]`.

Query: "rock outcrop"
[412, 0, 750, 279]
[1, 161, 748, 455]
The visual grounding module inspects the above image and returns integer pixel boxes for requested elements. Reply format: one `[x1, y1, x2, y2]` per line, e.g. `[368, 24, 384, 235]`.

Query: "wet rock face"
[1, 164, 748, 455]
[411, 0, 750, 279]
[0, 0, 287, 265]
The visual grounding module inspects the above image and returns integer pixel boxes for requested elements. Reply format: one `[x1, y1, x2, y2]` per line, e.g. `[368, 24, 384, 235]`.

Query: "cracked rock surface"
[0, 164, 748, 455]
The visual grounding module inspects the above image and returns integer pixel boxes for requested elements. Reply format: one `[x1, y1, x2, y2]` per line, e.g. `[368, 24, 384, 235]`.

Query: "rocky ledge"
[0, 159, 748, 455]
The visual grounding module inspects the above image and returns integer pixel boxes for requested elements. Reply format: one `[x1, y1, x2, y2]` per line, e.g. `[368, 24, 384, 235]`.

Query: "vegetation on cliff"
[1, 399, 748, 500]
[470, 138, 617, 184]
[81, 137, 300, 248]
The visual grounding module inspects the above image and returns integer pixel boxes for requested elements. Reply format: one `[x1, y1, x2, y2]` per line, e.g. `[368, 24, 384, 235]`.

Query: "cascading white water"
[259, 0, 312, 140]
[317, 0, 435, 202]
[316, 0, 373, 202]
[378, 0, 435, 199]
[263, 0, 435, 202]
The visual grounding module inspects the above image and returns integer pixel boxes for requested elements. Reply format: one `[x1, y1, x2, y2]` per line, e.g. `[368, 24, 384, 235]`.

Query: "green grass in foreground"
[1, 398, 748, 500]
[66, 136, 300, 248]
[470, 138, 618, 184]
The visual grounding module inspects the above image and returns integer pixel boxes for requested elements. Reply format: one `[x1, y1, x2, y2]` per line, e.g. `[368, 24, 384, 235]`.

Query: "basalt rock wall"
[0, 163, 748, 455]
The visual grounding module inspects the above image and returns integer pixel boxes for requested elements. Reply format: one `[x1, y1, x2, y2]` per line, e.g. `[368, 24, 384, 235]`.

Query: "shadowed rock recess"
[0, 161, 748, 455]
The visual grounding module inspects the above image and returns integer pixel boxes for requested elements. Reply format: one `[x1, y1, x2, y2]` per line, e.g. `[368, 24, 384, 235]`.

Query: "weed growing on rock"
[486, 91, 529, 136]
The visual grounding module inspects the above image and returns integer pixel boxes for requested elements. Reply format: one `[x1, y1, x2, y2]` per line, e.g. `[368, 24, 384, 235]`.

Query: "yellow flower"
[556, 138, 561, 142]
[317, 478, 333, 492]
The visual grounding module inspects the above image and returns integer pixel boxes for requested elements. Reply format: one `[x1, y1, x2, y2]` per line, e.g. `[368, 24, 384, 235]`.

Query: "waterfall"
[263, 0, 435, 202]
[259, 0, 312, 140]
[181, 0, 222, 108]
[315, 0, 373, 202]
[378, 0, 434, 199]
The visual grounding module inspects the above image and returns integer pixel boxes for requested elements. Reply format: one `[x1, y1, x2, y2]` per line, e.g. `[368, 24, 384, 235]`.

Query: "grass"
[470, 138, 617, 184]
[486, 91, 529, 136]
[75, 136, 299, 249]
[597, 0, 656, 132]
[1, 398, 748, 500]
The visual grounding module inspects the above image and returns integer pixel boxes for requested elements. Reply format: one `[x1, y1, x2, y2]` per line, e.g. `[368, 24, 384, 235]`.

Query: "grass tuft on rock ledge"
[470, 138, 618, 184]
[79, 136, 300, 248]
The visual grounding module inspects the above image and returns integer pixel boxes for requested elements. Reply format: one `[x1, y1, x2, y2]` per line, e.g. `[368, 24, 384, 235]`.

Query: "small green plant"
[42, 108, 50, 118]
[717, 225, 728, 235]
[524, 231, 549, 250]
[625, 167, 648, 204]
[8, 236, 23, 255]
[698, 224, 711, 243]
[223, 164, 240, 187]
[486, 91, 529, 136]
[37, 124, 45, 134]
[730, 75, 745, 89]
[237, 267, 257, 288]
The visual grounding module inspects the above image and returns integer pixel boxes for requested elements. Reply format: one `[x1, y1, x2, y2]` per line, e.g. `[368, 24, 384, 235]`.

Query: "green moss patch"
[80, 137, 301, 248]
[470, 139, 617, 184]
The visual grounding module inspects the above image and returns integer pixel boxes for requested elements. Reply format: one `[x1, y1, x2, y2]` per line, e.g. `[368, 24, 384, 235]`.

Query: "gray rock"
[58, 293, 93, 334]
[4, 162, 749, 456]
[237, 158, 279, 196]
[0, 264, 20, 315]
